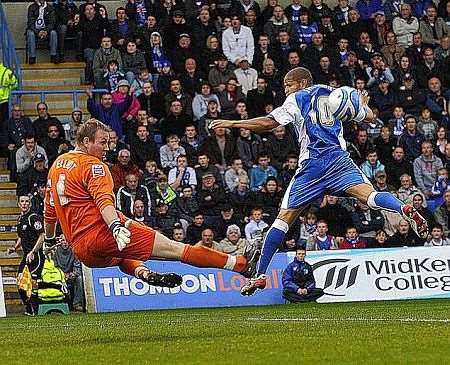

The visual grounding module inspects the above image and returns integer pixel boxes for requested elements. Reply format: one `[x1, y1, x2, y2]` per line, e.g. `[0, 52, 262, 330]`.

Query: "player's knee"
[277, 209, 299, 227]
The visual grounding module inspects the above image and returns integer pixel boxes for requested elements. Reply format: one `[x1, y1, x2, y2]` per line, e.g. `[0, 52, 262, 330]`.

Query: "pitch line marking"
[246, 317, 450, 323]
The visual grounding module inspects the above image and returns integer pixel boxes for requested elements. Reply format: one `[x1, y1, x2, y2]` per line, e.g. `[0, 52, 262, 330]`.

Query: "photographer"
[282, 248, 324, 303]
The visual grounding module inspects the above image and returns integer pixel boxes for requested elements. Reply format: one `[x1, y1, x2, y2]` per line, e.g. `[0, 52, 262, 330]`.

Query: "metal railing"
[0, 0, 21, 87]
[9, 89, 109, 115]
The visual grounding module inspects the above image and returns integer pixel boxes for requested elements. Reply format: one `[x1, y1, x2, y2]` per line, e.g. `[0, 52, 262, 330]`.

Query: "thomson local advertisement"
[295, 246, 450, 303]
[84, 254, 287, 312]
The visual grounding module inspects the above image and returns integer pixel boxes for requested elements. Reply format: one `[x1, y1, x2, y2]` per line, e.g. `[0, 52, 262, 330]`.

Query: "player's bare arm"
[210, 117, 280, 134]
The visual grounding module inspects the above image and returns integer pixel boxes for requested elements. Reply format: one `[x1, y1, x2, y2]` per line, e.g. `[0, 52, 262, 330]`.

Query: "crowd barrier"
[83, 246, 450, 313]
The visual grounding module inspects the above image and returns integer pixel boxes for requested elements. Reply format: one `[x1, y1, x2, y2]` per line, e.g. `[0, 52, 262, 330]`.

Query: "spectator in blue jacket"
[282, 248, 324, 303]
[86, 88, 132, 139]
[355, 0, 383, 21]
[249, 153, 278, 191]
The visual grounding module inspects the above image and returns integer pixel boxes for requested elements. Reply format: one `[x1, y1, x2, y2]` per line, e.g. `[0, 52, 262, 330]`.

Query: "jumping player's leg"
[346, 183, 428, 238]
[151, 232, 249, 273]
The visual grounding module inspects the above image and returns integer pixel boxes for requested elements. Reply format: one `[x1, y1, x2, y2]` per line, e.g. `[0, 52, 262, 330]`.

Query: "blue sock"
[257, 219, 289, 275]
[367, 191, 403, 215]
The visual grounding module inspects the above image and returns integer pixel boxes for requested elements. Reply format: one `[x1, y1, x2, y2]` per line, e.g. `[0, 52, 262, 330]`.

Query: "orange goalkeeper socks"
[118, 259, 146, 276]
[181, 245, 246, 272]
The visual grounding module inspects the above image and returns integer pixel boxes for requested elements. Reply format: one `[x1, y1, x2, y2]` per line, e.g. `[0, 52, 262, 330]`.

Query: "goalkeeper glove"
[109, 219, 132, 251]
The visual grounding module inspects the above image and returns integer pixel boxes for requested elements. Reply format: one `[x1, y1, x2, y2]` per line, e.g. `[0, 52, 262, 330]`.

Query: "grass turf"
[2, 299, 450, 364]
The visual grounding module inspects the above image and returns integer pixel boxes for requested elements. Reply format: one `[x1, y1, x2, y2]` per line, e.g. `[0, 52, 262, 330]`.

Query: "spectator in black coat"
[264, 125, 297, 171]
[415, 47, 443, 89]
[110, 7, 137, 52]
[200, 127, 239, 171]
[373, 125, 397, 165]
[186, 212, 209, 245]
[160, 99, 193, 140]
[32, 103, 65, 145]
[130, 125, 160, 170]
[254, 176, 284, 225]
[386, 219, 425, 247]
[42, 122, 74, 166]
[116, 173, 152, 218]
[154, 201, 180, 236]
[316, 195, 353, 239]
[396, 73, 427, 116]
[16, 155, 48, 196]
[196, 173, 228, 225]
[246, 77, 274, 118]
[385, 146, 414, 188]
[347, 128, 374, 166]
[370, 78, 397, 122]
[236, 128, 264, 170]
[351, 201, 385, 243]
[137, 81, 165, 122]
[215, 206, 243, 241]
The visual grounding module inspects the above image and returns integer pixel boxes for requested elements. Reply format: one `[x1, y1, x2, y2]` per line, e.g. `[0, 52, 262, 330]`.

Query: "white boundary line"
[246, 317, 450, 323]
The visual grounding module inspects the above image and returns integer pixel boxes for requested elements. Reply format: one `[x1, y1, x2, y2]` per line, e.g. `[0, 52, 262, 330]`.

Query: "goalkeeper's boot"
[240, 231, 264, 278]
[401, 204, 428, 239]
[240, 274, 268, 296]
[138, 270, 183, 288]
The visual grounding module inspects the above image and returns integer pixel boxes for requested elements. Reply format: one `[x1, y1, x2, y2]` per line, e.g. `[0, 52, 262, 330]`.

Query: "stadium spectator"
[110, 7, 136, 53]
[425, 224, 450, 246]
[431, 167, 450, 206]
[216, 225, 248, 255]
[192, 81, 221, 122]
[392, 3, 419, 48]
[418, 107, 439, 142]
[412, 193, 435, 229]
[236, 128, 264, 170]
[172, 224, 185, 242]
[245, 207, 268, 240]
[222, 15, 255, 65]
[229, 176, 253, 220]
[264, 125, 297, 171]
[398, 115, 426, 163]
[246, 77, 274, 118]
[174, 185, 199, 230]
[200, 35, 223, 75]
[130, 125, 159, 170]
[186, 212, 209, 245]
[380, 31, 405, 68]
[53, 0, 78, 63]
[316, 195, 352, 239]
[54, 235, 84, 312]
[66, 108, 84, 144]
[348, 128, 373, 166]
[103, 60, 125, 92]
[195, 228, 220, 249]
[306, 219, 338, 250]
[386, 218, 424, 246]
[416, 47, 443, 89]
[111, 149, 141, 193]
[282, 248, 324, 303]
[196, 173, 227, 225]
[233, 58, 258, 96]
[370, 229, 389, 248]
[414, 141, 443, 198]
[249, 153, 277, 192]
[7, 106, 32, 177]
[178, 58, 205, 98]
[255, 176, 283, 225]
[15, 136, 47, 175]
[373, 126, 397, 165]
[200, 127, 238, 171]
[397, 73, 427, 116]
[373, 170, 396, 193]
[360, 149, 385, 181]
[397, 174, 426, 206]
[217, 78, 245, 118]
[215, 205, 243, 241]
[339, 226, 367, 249]
[419, 5, 449, 47]
[160, 99, 193, 140]
[351, 201, 385, 243]
[92, 36, 123, 88]
[388, 106, 406, 139]
[224, 158, 248, 192]
[132, 199, 153, 227]
[385, 146, 414, 188]
[168, 154, 197, 192]
[116, 173, 152, 218]
[16, 153, 48, 196]
[153, 174, 177, 206]
[30, 181, 45, 214]
[32, 103, 65, 145]
[370, 76, 397, 122]
[154, 200, 180, 236]
[86, 89, 131, 139]
[425, 77, 449, 125]
[191, 8, 219, 53]
[42, 122, 73, 166]
[137, 81, 165, 123]
[159, 135, 186, 172]
[279, 155, 298, 189]
[208, 54, 235, 93]
[26, 0, 58, 64]
[434, 190, 450, 237]
[169, 34, 197, 75]
[122, 40, 146, 85]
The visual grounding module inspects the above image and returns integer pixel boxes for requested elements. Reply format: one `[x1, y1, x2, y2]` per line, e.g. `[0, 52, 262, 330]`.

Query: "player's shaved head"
[76, 118, 110, 146]
[283, 67, 313, 96]
[284, 67, 313, 86]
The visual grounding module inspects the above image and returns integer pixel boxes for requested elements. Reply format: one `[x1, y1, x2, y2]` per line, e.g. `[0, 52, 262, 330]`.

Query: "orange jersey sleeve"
[45, 151, 116, 243]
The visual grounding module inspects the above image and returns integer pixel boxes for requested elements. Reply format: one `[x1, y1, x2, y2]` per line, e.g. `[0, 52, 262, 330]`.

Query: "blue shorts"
[281, 151, 371, 209]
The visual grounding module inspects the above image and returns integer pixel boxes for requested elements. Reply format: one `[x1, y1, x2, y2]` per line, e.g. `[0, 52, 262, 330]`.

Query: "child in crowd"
[306, 220, 338, 251]
[244, 207, 269, 241]
[339, 226, 367, 249]
[365, 107, 384, 143]
[431, 167, 450, 207]
[425, 224, 450, 246]
[103, 60, 124, 92]
[388, 106, 405, 139]
[418, 107, 439, 141]
[131, 68, 152, 97]
[298, 211, 318, 244]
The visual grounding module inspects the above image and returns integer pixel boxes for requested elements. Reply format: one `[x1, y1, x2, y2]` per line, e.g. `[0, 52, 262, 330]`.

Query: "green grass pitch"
[2, 299, 450, 364]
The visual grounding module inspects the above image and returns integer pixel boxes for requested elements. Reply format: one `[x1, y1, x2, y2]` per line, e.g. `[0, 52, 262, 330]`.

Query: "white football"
[328, 86, 363, 123]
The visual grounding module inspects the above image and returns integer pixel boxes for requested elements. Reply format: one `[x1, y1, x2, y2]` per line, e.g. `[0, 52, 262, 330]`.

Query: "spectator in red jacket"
[339, 226, 367, 249]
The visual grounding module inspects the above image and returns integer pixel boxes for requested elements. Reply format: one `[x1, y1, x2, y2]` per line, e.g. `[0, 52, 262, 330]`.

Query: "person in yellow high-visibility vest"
[0, 63, 18, 152]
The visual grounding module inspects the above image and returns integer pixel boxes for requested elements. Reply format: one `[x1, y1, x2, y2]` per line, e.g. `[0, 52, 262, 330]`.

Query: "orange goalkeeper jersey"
[44, 150, 116, 243]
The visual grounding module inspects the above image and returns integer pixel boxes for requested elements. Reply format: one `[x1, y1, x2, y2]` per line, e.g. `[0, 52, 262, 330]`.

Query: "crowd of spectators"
[11, 0, 450, 253]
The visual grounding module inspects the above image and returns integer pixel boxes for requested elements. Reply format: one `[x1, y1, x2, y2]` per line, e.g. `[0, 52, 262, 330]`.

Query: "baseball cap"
[179, 33, 190, 39]
[371, 52, 383, 59]
[375, 170, 387, 178]
[217, 53, 228, 61]
[34, 153, 45, 162]
[117, 79, 130, 88]
[173, 10, 184, 17]
[374, 11, 385, 17]
[202, 173, 215, 179]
